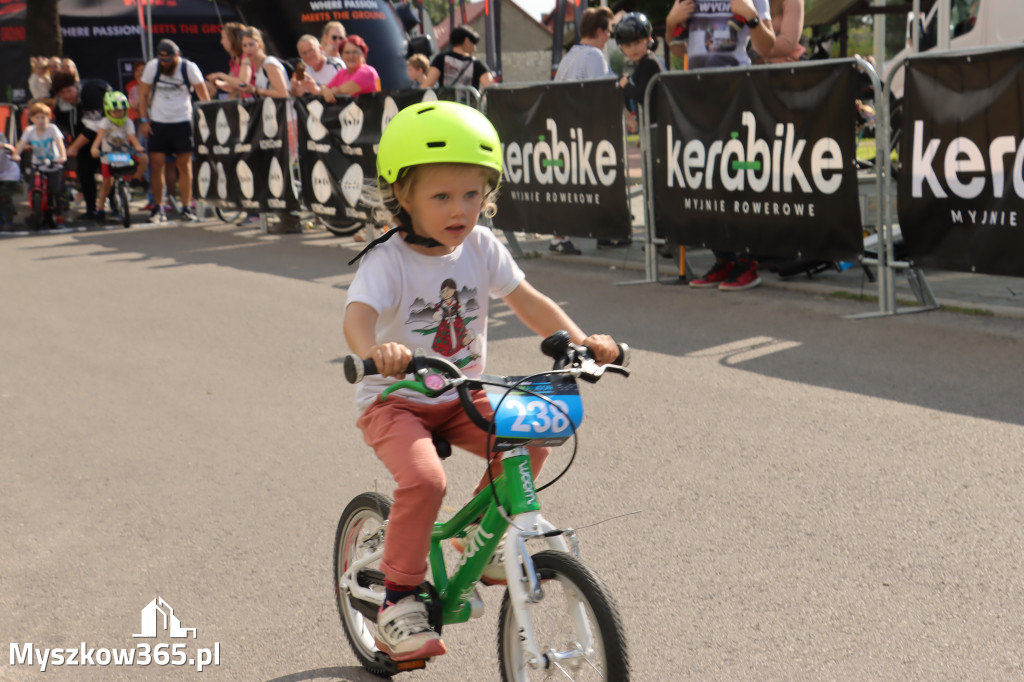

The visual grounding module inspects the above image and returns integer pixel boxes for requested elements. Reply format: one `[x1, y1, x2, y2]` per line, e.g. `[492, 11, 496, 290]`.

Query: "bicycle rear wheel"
[215, 206, 243, 224]
[334, 492, 398, 678]
[497, 550, 629, 681]
[117, 181, 131, 228]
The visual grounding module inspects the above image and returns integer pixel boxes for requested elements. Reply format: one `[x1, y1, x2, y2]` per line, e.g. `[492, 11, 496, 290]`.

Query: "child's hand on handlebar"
[582, 334, 619, 365]
[367, 342, 413, 379]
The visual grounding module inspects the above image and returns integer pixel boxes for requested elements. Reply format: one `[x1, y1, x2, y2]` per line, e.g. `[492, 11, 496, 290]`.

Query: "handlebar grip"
[613, 343, 630, 367]
[343, 354, 376, 384]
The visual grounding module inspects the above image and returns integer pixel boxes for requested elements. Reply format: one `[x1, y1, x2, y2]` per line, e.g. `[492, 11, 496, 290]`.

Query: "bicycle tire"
[27, 188, 43, 229]
[334, 492, 399, 678]
[323, 220, 364, 237]
[215, 206, 243, 224]
[117, 182, 131, 228]
[497, 550, 629, 682]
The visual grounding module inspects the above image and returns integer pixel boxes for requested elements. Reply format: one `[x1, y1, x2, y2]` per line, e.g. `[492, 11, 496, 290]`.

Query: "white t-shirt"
[308, 57, 343, 86]
[255, 56, 286, 90]
[555, 44, 611, 81]
[97, 118, 136, 154]
[345, 226, 525, 410]
[21, 124, 64, 168]
[687, 0, 772, 69]
[141, 57, 205, 123]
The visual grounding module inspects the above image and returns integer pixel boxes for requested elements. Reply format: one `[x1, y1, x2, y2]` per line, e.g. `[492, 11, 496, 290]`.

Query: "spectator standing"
[617, 12, 664, 134]
[136, 39, 210, 223]
[421, 26, 494, 90]
[759, 0, 805, 62]
[124, 61, 146, 120]
[321, 35, 381, 100]
[205, 22, 250, 97]
[406, 54, 430, 88]
[321, 21, 347, 60]
[666, 0, 774, 290]
[554, 7, 614, 81]
[13, 102, 67, 228]
[235, 27, 289, 100]
[48, 69, 111, 222]
[290, 34, 344, 97]
[0, 131, 20, 229]
[547, 6, 615, 255]
[29, 56, 52, 100]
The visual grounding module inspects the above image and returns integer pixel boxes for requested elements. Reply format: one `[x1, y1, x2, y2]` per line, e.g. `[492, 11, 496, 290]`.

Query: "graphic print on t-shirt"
[407, 278, 481, 368]
[689, 0, 748, 68]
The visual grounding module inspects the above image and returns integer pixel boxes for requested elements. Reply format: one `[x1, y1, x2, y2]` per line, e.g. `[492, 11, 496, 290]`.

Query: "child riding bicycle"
[91, 91, 148, 221]
[342, 100, 620, 662]
[13, 102, 67, 229]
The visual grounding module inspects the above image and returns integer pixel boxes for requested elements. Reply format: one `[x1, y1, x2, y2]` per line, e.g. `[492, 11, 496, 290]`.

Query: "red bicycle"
[25, 164, 62, 230]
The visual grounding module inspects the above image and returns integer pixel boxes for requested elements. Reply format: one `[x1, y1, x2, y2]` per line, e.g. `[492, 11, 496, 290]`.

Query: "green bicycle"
[335, 331, 631, 680]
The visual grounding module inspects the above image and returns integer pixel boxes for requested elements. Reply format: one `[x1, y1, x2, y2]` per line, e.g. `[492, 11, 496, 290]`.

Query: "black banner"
[898, 46, 1024, 276]
[487, 80, 631, 240]
[194, 98, 298, 213]
[294, 90, 435, 225]
[653, 61, 863, 260]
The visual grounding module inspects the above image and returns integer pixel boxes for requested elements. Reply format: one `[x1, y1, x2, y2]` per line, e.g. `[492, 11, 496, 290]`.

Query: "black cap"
[156, 39, 180, 56]
[450, 26, 480, 46]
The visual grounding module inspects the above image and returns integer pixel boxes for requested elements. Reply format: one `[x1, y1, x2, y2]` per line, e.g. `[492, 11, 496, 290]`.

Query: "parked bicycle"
[336, 331, 631, 680]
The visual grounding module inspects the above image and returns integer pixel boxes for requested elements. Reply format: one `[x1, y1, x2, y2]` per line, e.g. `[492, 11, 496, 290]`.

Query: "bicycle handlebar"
[343, 331, 630, 434]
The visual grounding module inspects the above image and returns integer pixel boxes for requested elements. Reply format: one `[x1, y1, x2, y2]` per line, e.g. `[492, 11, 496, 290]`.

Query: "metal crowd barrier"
[631, 57, 939, 318]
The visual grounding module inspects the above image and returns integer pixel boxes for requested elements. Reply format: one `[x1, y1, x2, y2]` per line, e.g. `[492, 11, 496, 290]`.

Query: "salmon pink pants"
[356, 392, 549, 586]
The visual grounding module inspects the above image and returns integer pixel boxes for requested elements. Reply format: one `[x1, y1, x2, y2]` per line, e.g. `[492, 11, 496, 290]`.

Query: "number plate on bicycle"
[107, 153, 133, 167]
[486, 377, 583, 448]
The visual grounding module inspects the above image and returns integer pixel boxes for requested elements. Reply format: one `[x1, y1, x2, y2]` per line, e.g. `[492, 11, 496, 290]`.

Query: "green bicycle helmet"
[103, 91, 129, 126]
[376, 101, 502, 185]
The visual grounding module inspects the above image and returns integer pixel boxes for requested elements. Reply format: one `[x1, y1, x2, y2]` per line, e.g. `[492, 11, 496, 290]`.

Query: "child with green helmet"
[90, 90, 148, 221]
[343, 100, 620, 662]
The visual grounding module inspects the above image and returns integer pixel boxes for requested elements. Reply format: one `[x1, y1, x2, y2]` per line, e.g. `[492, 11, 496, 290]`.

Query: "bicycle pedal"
[395, 658, 429, 671]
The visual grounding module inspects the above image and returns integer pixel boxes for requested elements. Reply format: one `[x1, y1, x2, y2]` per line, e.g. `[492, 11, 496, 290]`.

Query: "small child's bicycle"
[25, 163, 61, 230]
[104, 152, 136, 228]
[336, 331, 631, 680]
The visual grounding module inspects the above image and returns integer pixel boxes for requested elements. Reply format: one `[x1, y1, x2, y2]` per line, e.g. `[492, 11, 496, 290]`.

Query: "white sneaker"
[451, 526, 507, 586]
[374, 596, 446, 662]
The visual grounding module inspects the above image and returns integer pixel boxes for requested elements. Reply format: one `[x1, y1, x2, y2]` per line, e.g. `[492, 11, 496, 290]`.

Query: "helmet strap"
[346, 224, 442, 266]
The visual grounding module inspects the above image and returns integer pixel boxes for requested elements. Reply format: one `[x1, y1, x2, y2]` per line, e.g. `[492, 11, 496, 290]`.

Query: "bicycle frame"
[340, 443, 585, 666]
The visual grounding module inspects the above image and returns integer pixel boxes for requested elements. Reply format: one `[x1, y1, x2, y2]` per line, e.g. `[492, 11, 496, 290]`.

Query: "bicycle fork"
[499, 448, 593, 672]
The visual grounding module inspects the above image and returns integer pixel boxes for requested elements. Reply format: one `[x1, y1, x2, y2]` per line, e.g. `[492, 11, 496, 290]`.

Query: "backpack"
[153, 58, 197, 96]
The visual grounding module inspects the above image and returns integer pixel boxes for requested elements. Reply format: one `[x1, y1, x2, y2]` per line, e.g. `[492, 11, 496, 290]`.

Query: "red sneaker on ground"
[689, 258, 734, 288]
[718, 259, 762, 291]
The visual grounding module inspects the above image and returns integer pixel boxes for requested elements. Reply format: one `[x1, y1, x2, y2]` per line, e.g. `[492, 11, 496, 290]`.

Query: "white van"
[887, 0, 1024, 96]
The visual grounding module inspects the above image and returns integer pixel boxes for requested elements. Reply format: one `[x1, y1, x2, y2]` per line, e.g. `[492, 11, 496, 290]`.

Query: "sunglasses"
[331, 35, 344, 41]
[157, 55, 175, 62]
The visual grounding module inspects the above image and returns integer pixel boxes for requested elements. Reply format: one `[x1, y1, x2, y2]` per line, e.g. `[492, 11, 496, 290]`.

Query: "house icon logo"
[133, 597, 197, 639]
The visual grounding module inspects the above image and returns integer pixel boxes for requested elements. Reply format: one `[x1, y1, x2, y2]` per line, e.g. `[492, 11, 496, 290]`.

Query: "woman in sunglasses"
[320, 21, 347, 60]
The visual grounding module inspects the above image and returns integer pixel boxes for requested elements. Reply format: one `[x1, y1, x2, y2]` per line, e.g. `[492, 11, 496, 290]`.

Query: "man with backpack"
[136, 39, 210, 223]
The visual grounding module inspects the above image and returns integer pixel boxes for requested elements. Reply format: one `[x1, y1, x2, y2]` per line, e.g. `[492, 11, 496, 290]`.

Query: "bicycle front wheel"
[117, 182, 131, 228]
[334, 492, 396, 678]
[498, 550, 629, 681]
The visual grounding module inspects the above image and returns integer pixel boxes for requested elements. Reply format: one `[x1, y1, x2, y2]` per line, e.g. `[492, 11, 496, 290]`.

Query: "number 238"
[509, 399, 574, 434]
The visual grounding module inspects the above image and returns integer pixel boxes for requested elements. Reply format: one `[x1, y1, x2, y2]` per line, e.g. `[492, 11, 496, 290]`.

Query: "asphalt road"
[3, 223, 1023, 681]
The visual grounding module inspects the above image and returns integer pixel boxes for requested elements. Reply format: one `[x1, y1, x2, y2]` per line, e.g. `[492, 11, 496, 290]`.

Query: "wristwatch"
[746, 15, 761, 29]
